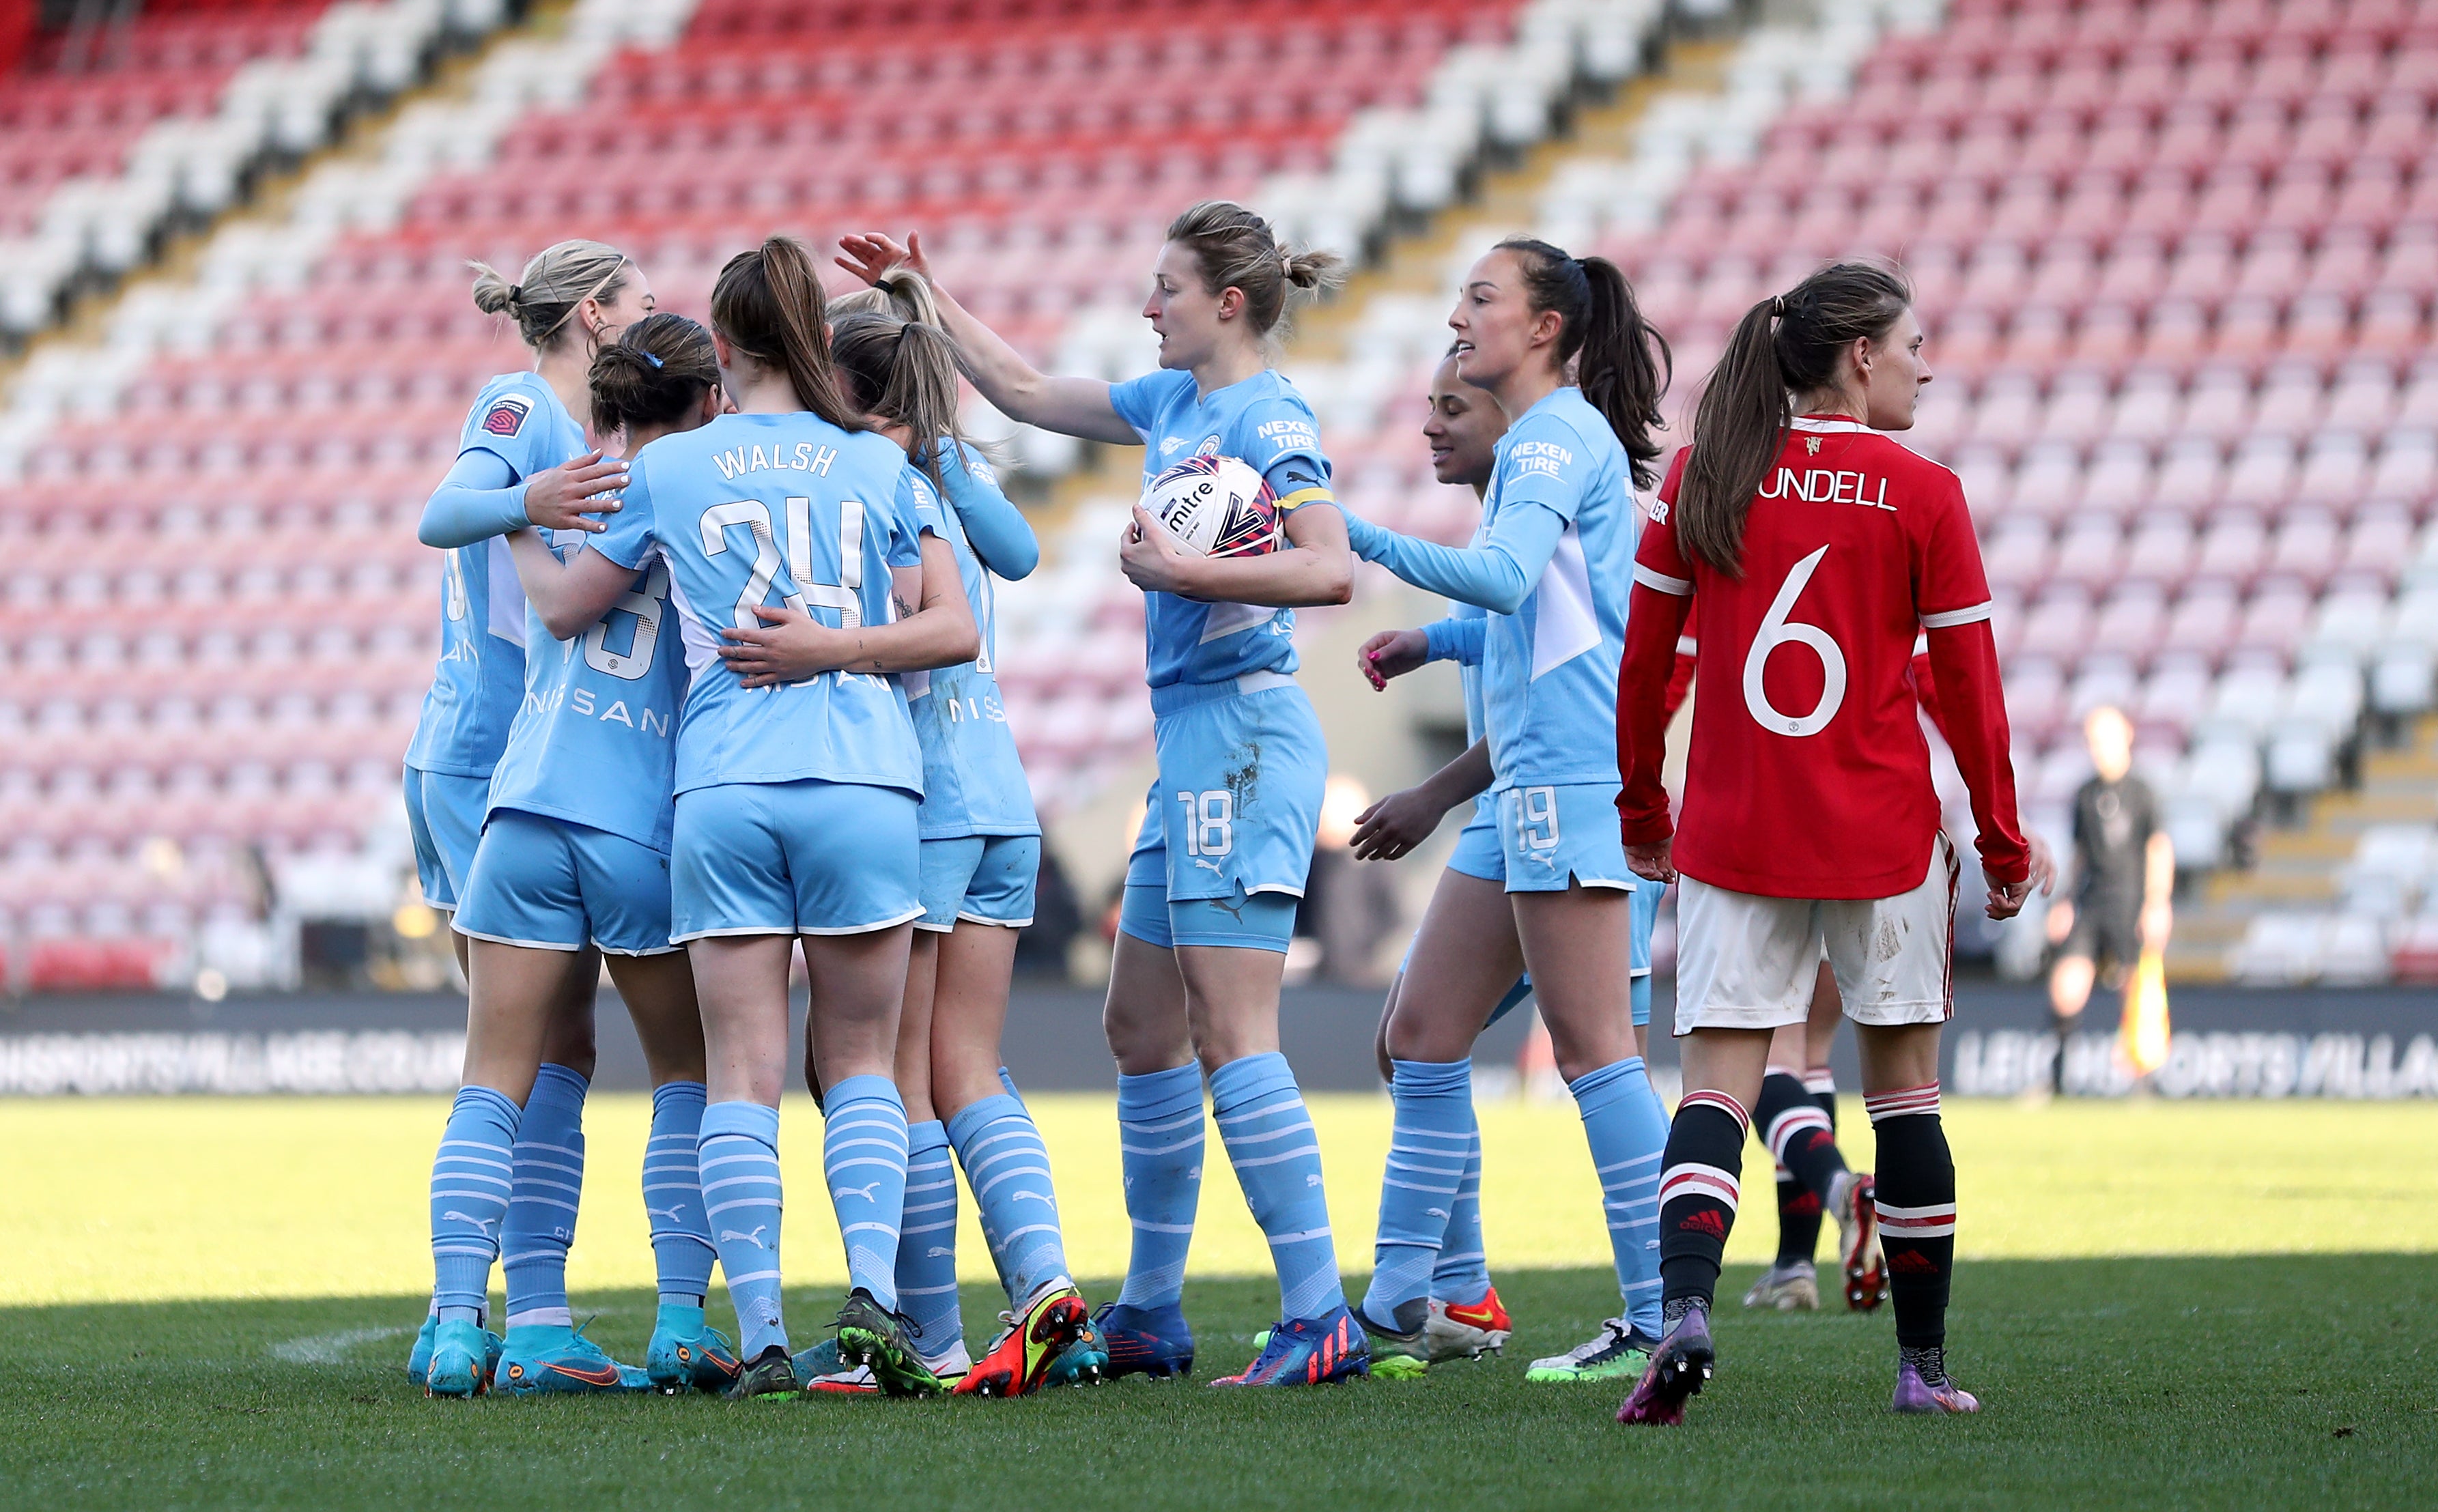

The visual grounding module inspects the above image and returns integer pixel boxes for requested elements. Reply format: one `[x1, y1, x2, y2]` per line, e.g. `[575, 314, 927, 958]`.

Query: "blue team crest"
[1195, 435, 1223, 456]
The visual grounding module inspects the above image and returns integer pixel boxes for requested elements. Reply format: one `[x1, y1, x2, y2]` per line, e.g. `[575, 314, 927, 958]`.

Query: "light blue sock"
[1570, 1057, 1670, 1336]
[1363, 1057, 1473, 1326]
[429, 1085, 519, 1323]
[1631, 972, 1652, 1029]
[948, 1093, 1071, 1307]
[979, 1070, 1025, 1298]
[896, 1119, 963, 1355]
[1210, 1052, 1345, 1322]
[822, 1074, 910, 1310]
[699, 1100, 787, 1360]
[1114, 1063, 1204, 1311]
[501, 1063, 587, 1330]
[644, 1079, 715, 1308]
[1431, 1128, 1494, 1305]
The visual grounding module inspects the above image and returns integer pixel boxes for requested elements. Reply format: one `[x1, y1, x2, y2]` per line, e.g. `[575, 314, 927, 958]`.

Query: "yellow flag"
[2118, 947, 2172, 1077]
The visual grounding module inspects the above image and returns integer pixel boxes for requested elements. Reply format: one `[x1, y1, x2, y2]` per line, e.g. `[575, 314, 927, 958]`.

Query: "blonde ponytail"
[468, 238, 632, 352]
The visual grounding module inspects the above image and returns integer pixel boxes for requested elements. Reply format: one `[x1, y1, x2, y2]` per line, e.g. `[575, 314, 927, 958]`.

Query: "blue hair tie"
[643, 350, 664, 369]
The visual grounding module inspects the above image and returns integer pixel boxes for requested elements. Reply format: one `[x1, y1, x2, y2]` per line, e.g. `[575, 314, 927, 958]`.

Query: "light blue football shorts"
[1399, 783, 1662, 1028]
[454, 809, 677, 956]
[1119, 673, 1324, 952]
[1444, 798, 1505, 883]
[670, 779, 921, 941]
[1630, 869, 1661, 980]
[404, 764, 489, 912]
[1497, 781, 1636, 894]
[918, 833, 1040, 932]
[1119, 880, 1301, 954]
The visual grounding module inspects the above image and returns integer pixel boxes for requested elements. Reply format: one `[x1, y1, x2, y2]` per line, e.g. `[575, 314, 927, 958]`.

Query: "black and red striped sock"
[1756, 1070, 1845, 1264]
[1656, 1089, 1749, 1314]
[1867, 1081, 1956, 1378]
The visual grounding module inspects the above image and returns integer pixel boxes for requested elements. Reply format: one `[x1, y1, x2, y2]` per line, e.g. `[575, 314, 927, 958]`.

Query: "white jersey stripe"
[1634, 562, 1694, 596]
[1920, 601, 1993, 629]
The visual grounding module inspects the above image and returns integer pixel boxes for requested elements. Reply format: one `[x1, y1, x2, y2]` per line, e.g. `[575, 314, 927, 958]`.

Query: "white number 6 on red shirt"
[1742, 544, 1846, 737]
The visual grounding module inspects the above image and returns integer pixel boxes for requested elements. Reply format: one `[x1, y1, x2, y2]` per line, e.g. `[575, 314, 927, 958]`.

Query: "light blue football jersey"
[1106, 367, 1337, 688]
[485, 511, 686, 854]
[1439, 600, 1490, 747]
[1476, 387, 1637, 793]
[1438, 600, 1494, 825]
[406, 371, 586, 777]
[907, 444, 1040, 840]
[617, 412, 929, 798]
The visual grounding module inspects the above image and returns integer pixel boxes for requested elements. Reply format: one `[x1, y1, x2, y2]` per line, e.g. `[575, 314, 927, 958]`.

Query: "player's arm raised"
[837, 231, 1139, 445]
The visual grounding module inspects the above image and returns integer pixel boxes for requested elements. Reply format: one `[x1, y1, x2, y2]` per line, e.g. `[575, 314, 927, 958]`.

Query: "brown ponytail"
[830, 309, 967, 488]
[708, 236, 864, 433]
[1492, 236, 1671, 489]
[589, 313, 719, 436]
[1677, 259, 1912, 576]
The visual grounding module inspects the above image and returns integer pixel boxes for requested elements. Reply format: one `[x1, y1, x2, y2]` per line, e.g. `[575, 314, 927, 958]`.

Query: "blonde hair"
[830, 266, 945, 327]
[469, 238, 632, 351]
[1165, 200, 1344, 339]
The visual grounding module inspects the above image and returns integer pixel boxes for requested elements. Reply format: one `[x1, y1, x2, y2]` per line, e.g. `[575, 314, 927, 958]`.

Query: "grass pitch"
[4, 1259, 2430, 1509]
[0, 1096, 2433, 1507]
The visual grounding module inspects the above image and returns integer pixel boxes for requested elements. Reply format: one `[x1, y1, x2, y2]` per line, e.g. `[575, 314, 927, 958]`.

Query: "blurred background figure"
[1296, 774, 1401, 986]
[2043, 706, 2174, 1098]
[1013, 848, 1083, 982]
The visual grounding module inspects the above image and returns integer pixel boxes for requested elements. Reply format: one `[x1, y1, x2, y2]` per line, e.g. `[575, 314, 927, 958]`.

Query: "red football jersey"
[1617, 416, 2030, 899]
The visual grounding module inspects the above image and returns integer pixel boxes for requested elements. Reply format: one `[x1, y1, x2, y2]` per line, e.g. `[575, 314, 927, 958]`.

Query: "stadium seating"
[1304, 0, 2438, 981]
[0, 0, 1650, 988]
[34, 0, 2424, 988]
[0, 0, 508, 341]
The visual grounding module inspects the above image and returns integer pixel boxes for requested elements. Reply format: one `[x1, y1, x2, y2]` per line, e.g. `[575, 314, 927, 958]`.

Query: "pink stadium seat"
[2123, 513, 2199, 581]
[2093, 584, 2170, 659]
[2164, 584, 2243, 658]
[2051, 519, 2126, 588]
[27, 0, 2438, 971]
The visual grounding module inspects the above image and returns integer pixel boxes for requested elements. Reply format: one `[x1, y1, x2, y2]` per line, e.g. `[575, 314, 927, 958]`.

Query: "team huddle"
[399, 195, 2041, 1424]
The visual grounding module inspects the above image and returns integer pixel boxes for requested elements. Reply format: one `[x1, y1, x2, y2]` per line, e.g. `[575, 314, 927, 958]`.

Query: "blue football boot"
[1092, 1300, 1194, 1380]
[408, 1313, 504, 1389]
[1043, 1306, 1110, 1386]
[1211, 1304, 1371, 1387]
[645, 1303, 744, 1395]
[424, 1317, 492, 1398]
[494, 1322, 649, 1396]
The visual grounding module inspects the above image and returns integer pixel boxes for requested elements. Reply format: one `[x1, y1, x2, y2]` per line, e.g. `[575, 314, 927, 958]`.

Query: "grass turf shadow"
[0, 1256, 2429, 1510]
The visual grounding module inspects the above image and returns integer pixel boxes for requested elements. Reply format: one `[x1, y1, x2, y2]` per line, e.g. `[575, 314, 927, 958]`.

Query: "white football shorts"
[1672, 833, 1960, 1035]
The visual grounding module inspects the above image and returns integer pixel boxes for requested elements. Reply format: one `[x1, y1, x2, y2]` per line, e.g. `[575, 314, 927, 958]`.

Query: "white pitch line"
[269, 1325, 411, 1365]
